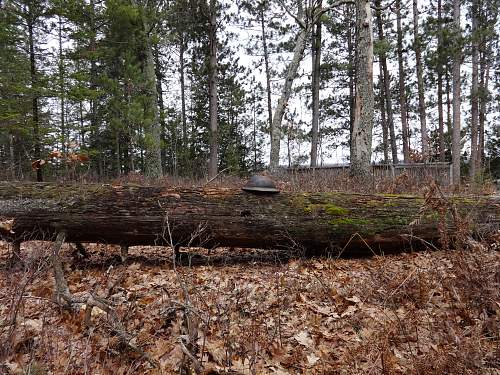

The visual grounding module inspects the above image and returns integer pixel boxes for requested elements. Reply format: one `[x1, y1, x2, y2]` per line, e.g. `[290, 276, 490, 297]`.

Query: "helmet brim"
[242, 186, 280, 193]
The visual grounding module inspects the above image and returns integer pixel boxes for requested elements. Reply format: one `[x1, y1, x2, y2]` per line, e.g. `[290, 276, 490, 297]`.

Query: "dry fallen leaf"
[306, 353, 320, 366]
[294, 330, 313, 347]
[0, 218, 15, 233]
[345, 295, 361, 304]
[341, 305, 358, 317]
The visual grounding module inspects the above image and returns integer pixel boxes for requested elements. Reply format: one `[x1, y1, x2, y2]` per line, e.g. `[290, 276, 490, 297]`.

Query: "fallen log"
[0, 182, 498, 256]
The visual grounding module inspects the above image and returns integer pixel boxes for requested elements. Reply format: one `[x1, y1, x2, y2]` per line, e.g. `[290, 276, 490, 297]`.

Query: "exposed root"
[6, 241, 21, 268]
[120, 244, 128, 263]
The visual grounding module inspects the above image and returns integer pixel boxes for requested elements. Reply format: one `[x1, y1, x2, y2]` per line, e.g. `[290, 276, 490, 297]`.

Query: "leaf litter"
[0, 241, 498, 374]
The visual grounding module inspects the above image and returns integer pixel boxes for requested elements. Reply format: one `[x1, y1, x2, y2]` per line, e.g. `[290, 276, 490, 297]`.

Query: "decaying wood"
[0, 182, 499, 256]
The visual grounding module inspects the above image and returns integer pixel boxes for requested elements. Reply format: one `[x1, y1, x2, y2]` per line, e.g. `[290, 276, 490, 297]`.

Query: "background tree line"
[0, 0, 499, 183]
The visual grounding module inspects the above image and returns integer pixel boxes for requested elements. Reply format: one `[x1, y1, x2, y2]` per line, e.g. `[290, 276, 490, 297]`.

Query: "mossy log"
[0, 182, 498, 256]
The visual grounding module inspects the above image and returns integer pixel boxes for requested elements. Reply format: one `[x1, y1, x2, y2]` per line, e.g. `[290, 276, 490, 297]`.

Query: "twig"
[382, 268, 417, 307]
[277, 0, 306, 28]
[401, 234, 441, 251]
[336, 232, 378, 259]
[203, 167, 230, 187]
[179, 338, 202, 374]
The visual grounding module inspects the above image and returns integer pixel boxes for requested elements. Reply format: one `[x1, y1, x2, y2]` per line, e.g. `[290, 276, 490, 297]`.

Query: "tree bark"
[346, 4, 355, 142]
[446, 68, 452, 136]
[89, 0, 101, 179]
[58, 16, 66, 156]
[1, 183, 497, 256]
[413, 0, 428, 161]
[375, 0, 397, 164]
[133, 0, 163, 178]
[469, 0, 479, 180]
[9, 134, 15, 179]
[310, 2, 322, 168]
[270, 2, 309, 170]
[452, 0, 461, 186]
[477, 54, 489, 171]
[208, 0, 219, 179]
[437, 0, 445, 162]
[154, 46, 169, 174]
[396, 0, 409, 163]
[350, 0, 374, 178]
[260, 5, 273, 148]
[378, 69, 389, 163]
[27, 4, 42, 182]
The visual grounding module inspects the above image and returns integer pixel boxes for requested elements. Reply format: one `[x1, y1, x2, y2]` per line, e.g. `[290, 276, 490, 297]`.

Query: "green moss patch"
[324, 204, 349, 216]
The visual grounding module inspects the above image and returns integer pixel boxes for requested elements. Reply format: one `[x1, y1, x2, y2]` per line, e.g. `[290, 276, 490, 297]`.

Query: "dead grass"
[108, 171, 498, 197]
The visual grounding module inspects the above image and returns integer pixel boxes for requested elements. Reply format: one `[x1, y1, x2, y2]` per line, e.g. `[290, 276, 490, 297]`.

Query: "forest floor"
[0, 241, 499, 374]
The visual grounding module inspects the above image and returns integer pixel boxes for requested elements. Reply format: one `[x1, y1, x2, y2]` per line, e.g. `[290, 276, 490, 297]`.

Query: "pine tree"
[350, 0, 374, 178]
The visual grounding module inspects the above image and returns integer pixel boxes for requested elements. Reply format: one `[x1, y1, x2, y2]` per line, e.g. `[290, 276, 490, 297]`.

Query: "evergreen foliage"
[0, 0, 498, 181]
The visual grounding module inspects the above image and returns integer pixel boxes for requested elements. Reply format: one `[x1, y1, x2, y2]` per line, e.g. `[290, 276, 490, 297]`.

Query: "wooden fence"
[283, 162, 453, 186]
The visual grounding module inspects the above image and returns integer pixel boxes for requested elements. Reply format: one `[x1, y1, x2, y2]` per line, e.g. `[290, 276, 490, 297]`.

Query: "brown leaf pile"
[0, 242, 498, 374]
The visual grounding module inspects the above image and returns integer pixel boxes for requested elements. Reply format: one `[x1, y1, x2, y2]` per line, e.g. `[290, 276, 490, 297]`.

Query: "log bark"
[0, 183, 498, 256]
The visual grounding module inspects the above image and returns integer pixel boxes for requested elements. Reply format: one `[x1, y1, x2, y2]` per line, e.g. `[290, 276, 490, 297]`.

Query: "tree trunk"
[252, 90, 258, 170]
[347, 4, 355, 142]
[154, 46, 169, 174]
[452, 0, 461, 186]
[413, 0, 428, 161]
[477, 56, 489, 172]
[260, 5, 273, 147]
[179, 34, 187, 159]
[446, 68, 452, 136]
[9, 134, 15, 180]
[396, 0, 409, 163]
[437, 0, 445, 162]
[208, 0, 219, 179]
[350, 0, 374, 178]
[89, 0, 101, 179]
[270, 3, 309, 170]
[310, 2, 322, 168]
[379, 80, 389, 164]
[132, 0, 162, 178]
[375, 0, 397, 164]
[58, 16, 66, 157]
[28, 5, 42, 182]
[1, 183, 497, 256]
[469, 0, 479, 180]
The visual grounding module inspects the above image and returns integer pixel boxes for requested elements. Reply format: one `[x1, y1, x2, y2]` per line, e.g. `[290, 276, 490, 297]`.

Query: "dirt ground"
[0, 241, 499, 374]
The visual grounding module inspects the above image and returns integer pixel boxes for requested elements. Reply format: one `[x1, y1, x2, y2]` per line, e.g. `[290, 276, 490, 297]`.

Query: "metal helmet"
[242, 175, 280, 193]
